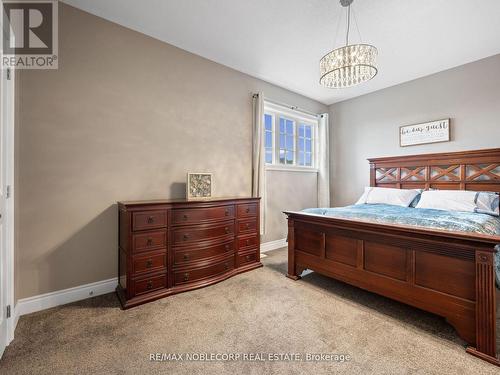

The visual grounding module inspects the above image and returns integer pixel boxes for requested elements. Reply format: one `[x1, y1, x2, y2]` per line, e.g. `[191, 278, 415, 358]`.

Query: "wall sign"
[399, 119, 450, 147]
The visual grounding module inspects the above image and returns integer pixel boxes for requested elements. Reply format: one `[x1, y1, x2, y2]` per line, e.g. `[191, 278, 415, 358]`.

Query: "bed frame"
[285, 148, 500, 366]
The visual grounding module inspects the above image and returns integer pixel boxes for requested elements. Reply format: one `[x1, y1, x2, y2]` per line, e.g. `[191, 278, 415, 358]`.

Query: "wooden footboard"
[285, 212, 500, 366]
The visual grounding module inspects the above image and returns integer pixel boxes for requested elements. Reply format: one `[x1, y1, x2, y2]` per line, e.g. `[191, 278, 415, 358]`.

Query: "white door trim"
[0, 66, 16, 356]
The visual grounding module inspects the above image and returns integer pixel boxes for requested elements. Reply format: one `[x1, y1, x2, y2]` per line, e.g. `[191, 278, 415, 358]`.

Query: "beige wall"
[16, 3, 326, 300]
[263, 170, 318, 243]
[329, 54, 500, 206]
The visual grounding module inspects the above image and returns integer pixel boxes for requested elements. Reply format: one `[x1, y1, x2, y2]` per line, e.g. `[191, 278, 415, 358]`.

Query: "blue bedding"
[301, 204, 500, 285]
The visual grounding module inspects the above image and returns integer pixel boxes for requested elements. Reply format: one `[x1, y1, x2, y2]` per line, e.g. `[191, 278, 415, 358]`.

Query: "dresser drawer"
[132, 230, 167, 253]
[237, 251, 259, 267]
[173, 241, 234, 266]
[172, 222, 234, 245]
[132, 252, 167, 275]
[132, 211, 167, 231]
[173, 257, 234, 286]
[172, 206, 235, 225]
[237, 219, 257, 235]
[238, 235, 258, 251]
[131, 273, 166, 296]
[237, 203, 258, 218]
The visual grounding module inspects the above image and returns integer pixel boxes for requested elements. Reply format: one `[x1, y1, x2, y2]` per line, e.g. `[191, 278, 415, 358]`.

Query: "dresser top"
[118, 196, 260, 207]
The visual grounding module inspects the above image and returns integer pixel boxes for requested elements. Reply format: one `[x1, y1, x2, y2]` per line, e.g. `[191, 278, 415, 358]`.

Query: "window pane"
[298, 125, 304, 137]
[305, 126, 312, 139]
[298, 151, 304, 165]
[305, 139, 311, 152]
[265, 151, 272, 164]
[279, 149, 285, 164]
[286, 136, 294, 150]
[279, 134, 285, 148]
[286, 151, 293, 164]
[305, 153, 312, 166]
[264, 114, 272, 131]
[279, 118, 285, 133]
[298, 139, 304, 151]
[286, 120, 293, 134]
[265, 132, 272, 148]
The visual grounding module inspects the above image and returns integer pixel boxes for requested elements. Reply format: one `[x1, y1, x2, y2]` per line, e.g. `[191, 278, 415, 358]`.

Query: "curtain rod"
[253, 94, 323, 118]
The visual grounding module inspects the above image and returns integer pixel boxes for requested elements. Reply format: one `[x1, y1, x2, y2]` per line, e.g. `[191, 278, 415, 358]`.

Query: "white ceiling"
[63, 0, 500, 105]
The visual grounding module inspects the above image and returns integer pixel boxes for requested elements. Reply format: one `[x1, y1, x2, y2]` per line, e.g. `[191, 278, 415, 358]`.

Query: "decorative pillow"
[355, 187, 421, 207]
[475, 192, 500, 217]
[416, 190, 478, 213]
[409, 191, 423, 207]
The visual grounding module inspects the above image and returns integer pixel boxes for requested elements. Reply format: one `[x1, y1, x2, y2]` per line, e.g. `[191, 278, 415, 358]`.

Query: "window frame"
[263, 102, 319, 172]
[263, 113, 275, 165]
[296, 122, 315, 168]
[277, 115, 296, 166]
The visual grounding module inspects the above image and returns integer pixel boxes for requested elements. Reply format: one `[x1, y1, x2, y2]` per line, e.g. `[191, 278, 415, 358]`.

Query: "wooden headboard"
[368, 148, 500, 193]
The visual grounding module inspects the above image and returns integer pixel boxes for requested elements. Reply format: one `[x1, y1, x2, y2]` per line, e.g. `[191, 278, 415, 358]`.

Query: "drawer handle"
[245, 223, 250, 229]
[183, 254, 189, 261]
[146, 280, 153, 290]
[225, 227, 229, 234]
[183, 214, 188, 220]
[246, 239, 251, 246]
[225, 209, 229, 216]
[224, 262, 229, 270]
[147, 238, 153, 246]
[246, 255, 251, 261]
[146, 259, 153, 268]
[245, 208, 250, 213]
[225, 244, 230, 251]
[183, 234, 189, 241]
[183, 273, 190, 281]
[147, 216, 154, 224]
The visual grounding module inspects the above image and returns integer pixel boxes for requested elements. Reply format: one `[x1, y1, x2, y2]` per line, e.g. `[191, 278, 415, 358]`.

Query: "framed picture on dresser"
[186, 172, 213, 200]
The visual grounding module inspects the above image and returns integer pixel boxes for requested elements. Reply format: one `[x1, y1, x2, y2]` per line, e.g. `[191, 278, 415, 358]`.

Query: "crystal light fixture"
[320, 0, 378, 89]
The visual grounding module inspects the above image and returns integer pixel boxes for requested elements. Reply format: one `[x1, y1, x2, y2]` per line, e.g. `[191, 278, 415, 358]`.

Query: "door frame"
[0, 65, 16, 356]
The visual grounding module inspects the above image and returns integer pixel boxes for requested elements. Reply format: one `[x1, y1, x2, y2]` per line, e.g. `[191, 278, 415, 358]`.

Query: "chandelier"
[319, 0, 378, 89]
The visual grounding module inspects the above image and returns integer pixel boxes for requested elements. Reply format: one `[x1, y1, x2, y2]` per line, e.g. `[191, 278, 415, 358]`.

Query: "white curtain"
[252, 92, 266, 234]
[317, 113, 330, 207]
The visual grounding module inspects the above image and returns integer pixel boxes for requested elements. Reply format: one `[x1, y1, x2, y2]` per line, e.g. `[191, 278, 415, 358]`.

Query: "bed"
[284, 148, 500, 366]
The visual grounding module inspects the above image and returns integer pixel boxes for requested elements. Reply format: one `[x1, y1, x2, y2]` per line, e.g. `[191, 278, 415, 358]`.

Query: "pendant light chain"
[346, 4, 351, 46]
[352, 7, 363, 43]
[332, 5, 343, 50]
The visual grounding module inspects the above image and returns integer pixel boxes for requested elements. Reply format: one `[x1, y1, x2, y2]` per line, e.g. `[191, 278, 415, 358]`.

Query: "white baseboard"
[15, 277, 118, 319]
[260, 238, 287, 253]
[10, 242, 284, 333]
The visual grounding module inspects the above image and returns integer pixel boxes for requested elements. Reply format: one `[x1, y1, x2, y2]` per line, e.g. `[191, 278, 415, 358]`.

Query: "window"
[264, 114, 273, 164]
[279, 117, 294, 165]
[263, 103, 318, 169]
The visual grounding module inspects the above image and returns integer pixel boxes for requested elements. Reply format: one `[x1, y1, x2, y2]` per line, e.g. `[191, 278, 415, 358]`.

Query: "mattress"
[301, 204, 500, 285]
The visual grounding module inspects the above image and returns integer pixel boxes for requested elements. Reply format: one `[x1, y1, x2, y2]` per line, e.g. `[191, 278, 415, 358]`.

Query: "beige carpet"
[1, 247, 499, 374]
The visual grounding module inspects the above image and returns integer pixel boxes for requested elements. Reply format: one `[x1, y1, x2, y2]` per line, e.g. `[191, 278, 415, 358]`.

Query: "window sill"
[265, 165, 319, 173]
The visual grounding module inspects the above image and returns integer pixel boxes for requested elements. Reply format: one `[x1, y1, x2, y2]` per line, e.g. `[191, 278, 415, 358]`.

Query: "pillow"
[475, 192, 500, 217]
[355, 187, 421, 207]
[416, 190, 477, 213]
[409, 192, 423, 208]
[355, 187, 370, 205]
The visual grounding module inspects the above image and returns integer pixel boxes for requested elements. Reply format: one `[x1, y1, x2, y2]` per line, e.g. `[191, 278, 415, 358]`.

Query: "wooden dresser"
[116, 197, 262, 308]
